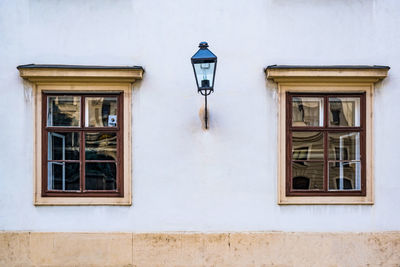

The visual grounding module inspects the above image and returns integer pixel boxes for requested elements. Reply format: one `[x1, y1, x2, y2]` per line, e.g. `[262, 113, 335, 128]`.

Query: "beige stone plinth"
[1, 232, 399, 266]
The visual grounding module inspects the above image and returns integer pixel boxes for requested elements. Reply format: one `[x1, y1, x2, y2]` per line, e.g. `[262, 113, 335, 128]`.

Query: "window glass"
[194, 62, 215, 88]
[288, 94, 364, 195]
[85, 97, 118, 127]
[328, 162, 361, 190]
[85, 162, 116, 190]
[44, 94, 121, 196]
[329, 97, 360, 127]
[292, 132, 324, 160]
[292, 162, 324, 190]
[328, 132, 360, 161]
[47, 162, 80, 191]
[48, 132, 80, 160]
[85, 132, 117, 160]
[292, 97, 324, 127]
[47, 96, 80, 127]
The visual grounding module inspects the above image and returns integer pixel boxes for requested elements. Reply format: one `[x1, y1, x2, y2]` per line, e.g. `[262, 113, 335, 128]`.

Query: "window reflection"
[85, 162, 116, 190]
[328, 132, 360, 161]
[328, 162, 361, 190]
[48, 162, 80, 191]
[85, 133, 117, 160]
[292, 176, 310, 190]
[292, 132, 324, 160]
[292, 162, 324, 190]
[85, 97, 118, 127]
[48, 132, 80, 160]
[47, 96, 80, 127]
[329, 97, 360, 127]
[292, 97, 324, 127]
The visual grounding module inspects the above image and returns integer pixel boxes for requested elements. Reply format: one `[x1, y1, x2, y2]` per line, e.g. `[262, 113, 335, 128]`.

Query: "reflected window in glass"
[85, 97, 118, 127]
[329, 97, 360, 127]
[292, 97, 324, 127]
[47, 96, 81, 127]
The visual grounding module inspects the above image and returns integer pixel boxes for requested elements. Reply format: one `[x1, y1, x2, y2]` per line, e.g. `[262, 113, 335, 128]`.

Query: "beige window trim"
[18, 65, 144, 206]
[18, 64, 143, 83]
[266, 66, 389, 205]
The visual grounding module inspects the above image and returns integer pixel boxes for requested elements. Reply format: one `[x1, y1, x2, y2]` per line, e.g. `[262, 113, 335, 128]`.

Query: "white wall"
[0, 0, 399, 232]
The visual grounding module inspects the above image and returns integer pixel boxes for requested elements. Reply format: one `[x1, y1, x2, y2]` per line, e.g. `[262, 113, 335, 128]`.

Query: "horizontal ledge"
[265, 65, 390, 83]
[17, 64, 144, 70]
[279, 197, 374, 205]
[34, 199, 132, 206]
[34, 203, 132, 206]
[266, 65, 390, 70]
[17, 64, 144, 83]
[279, 202, 374, 205]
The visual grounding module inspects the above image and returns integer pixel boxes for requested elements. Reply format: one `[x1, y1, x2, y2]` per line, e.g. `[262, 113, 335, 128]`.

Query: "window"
[266, 65, 389, 204]
[287, 93, 365, 196]
[44, 93, 123, 197]
[17, 64, 144, 205]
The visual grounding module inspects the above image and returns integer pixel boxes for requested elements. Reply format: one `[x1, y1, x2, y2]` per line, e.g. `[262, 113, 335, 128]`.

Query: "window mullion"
[80, 96, 85, 193]
[287, 94, 292, 193]
[323, 96, 329, 192]
[117, 93, 122, 193]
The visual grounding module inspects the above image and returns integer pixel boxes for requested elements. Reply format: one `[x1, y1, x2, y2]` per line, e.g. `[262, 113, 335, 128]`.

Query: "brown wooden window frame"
[286, 92, 366, 197]
[42, 92, 124, 197]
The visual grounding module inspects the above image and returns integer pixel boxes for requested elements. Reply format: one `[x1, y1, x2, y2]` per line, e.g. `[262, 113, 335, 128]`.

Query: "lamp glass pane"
[194, 62, 215, 88]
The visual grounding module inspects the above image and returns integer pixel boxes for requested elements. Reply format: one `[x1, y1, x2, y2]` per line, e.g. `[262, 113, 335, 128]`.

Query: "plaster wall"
[0, 0, 400, 232]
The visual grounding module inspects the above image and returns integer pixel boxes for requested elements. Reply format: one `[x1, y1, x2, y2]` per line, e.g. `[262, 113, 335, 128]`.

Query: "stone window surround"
[266, 65, 389, 205]
[18, 64, 144, 205]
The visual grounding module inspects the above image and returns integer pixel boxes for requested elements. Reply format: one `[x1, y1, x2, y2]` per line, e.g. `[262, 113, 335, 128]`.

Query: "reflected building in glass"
[289, 94, 363, 194]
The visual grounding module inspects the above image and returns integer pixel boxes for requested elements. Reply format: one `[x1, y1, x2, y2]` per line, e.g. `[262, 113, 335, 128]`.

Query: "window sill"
[279, 196, 373, 205]
[34, 195, 131, 206]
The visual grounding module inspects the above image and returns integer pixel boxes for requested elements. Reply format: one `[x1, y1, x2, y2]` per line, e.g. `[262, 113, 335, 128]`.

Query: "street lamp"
[191, 42, 217, 129]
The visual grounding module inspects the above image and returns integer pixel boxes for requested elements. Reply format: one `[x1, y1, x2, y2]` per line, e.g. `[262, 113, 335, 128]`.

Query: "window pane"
[47, 96, 80, 127]
[328, 161, 361, 190]
[85, 97, 118, 127]
[292, 161, 324, 190]
[85, 162, 116, 190]
[329, 97, 360, 127]
[48, 132, 80, 160]
[292, 97, 323, 127]
[292, 132, 324, 160]
[48, 162, 80, 191]
[328, 132, 360, 161]
[85, 132, 117, 160]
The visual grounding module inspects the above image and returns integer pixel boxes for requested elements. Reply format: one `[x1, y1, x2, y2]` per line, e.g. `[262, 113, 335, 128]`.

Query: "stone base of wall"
[1, 232, 399, 266]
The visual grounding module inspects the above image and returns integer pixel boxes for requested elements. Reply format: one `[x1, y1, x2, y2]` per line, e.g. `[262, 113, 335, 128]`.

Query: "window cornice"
[17, 64, 144, 83]
[265, 65, 389, 83]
